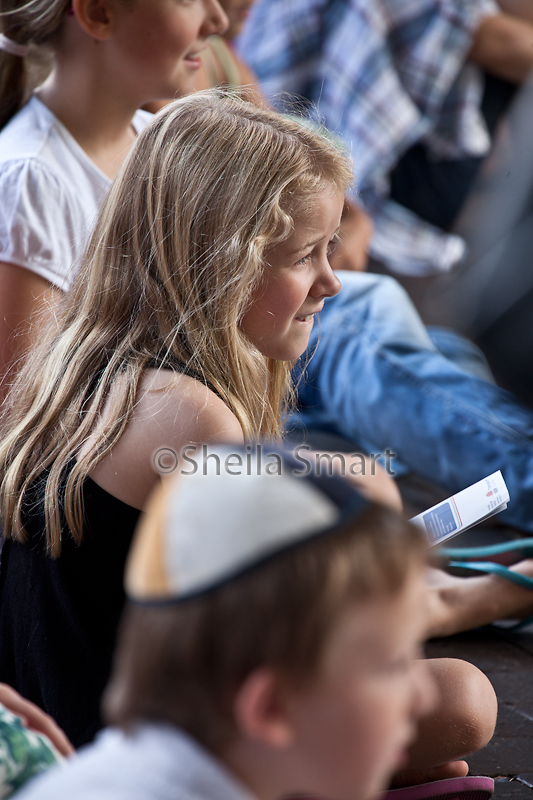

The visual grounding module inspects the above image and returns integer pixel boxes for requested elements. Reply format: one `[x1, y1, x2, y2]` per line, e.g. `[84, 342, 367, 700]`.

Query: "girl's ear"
[233, 668, 295, 748]
[72, 0, 114, 41]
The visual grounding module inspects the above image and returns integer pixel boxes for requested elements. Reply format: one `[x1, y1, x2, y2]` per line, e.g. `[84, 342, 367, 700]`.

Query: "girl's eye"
[327, 235, 340, 257]
[294, 234, 340, 266]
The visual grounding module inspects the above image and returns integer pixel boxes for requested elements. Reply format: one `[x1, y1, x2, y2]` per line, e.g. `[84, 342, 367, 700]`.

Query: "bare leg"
[392, 658, 497, 788]
[425, 562, 533, 639]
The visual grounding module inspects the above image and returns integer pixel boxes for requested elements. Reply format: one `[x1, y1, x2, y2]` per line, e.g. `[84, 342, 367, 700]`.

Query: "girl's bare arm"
[0, 262, 61, 403]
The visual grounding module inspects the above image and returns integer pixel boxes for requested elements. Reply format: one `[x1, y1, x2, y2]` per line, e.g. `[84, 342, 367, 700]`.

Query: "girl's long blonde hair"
[0, 92, 353, 556]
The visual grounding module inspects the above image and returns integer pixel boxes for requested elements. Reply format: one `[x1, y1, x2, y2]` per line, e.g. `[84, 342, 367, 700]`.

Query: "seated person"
[238, 0, 533, 275]
[14, 453, 496, 800]
[0, 92, 392, 748]
[0, 0, 226, 401]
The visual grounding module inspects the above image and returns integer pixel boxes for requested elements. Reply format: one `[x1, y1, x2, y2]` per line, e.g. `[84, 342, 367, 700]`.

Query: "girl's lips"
[184, 56, 202, 69]
[183, 48, 204, 69]
[295, 305, 323, 322]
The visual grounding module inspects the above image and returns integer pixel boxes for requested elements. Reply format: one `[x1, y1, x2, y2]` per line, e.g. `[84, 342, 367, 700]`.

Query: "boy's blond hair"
[104, 502, 426, 752]
[0, 92, 353, 556]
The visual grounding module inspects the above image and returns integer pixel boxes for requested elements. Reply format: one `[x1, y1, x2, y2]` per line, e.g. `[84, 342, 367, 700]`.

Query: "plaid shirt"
[238, 0, 498, 274]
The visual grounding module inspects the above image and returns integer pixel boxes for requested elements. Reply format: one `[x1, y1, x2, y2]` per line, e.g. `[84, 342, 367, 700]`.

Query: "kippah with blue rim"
[126, 445, 369, 603]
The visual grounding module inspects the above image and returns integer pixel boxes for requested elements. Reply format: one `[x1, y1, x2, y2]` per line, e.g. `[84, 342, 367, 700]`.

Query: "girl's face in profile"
[240, 186, 344, 362]
[108, 0, 228, 100]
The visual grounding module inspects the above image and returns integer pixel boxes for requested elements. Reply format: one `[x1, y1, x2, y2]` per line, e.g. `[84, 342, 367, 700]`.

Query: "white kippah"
[126, 445, 369, 602]
[0, 33, 29, 58]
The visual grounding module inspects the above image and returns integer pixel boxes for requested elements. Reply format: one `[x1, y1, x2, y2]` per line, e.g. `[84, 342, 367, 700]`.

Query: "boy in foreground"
[17, 448, 495, 800]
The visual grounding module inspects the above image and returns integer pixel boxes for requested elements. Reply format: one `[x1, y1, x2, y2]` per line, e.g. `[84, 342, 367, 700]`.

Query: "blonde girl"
[0, 93, 356, 745]
[0, 0, 227, 399]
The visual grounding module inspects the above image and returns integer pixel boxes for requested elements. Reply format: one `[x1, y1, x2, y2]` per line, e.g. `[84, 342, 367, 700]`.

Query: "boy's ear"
[72, 0, 114, 41]
[233, 668, 294, 749]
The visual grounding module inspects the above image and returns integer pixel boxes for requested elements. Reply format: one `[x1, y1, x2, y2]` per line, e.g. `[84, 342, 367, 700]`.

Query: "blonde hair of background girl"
[0, 92, 353, 557]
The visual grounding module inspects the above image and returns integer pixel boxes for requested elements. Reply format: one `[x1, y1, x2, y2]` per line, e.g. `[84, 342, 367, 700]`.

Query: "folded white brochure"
[410, 470, 510, 546]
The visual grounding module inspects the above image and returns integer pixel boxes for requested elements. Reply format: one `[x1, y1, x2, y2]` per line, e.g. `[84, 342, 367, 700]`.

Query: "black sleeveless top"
[0, 475, 141, 748]
[0, 359, 219, 748]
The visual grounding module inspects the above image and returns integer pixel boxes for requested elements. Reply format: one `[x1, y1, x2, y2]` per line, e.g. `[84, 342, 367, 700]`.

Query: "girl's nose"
[312, 261, 342, 299]
[202, 0, 229, 38]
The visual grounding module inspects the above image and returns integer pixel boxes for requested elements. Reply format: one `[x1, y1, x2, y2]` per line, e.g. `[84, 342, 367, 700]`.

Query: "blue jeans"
[291, 271, 533, 533]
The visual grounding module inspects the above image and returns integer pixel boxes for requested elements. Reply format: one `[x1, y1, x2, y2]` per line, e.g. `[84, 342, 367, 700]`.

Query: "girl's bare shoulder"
[135, 367, 244, 446]
[85, 368, 243, 510]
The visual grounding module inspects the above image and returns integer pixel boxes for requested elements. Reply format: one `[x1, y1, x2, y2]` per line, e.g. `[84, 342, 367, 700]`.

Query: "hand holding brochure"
[410, 471, 510, 546]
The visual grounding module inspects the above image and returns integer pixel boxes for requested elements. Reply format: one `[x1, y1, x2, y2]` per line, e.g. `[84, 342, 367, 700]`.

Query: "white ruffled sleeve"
[0, 158, 86, 292]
